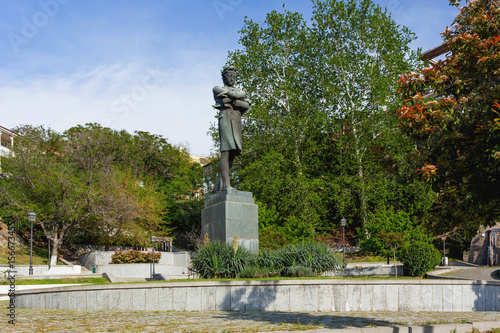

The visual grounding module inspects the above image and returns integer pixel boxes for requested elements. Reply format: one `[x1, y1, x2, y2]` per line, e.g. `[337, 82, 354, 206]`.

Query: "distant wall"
[467, 223, 500, 265]
[323, 264, 403, 277]
[95, 263, 188, 278]
[15, 279, 500, 312]
[79, 251, 191, 278]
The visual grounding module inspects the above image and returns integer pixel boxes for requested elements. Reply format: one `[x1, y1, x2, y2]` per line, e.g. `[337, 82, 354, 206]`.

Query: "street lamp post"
[442, 233, 447, 266]
[27, 211, 36, 276]
[341, 217, 347, 268]
[46, 232, 52, 270]
[151, 235, 156, 279]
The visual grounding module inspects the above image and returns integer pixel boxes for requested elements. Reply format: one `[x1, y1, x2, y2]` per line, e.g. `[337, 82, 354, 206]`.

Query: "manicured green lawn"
[0, 244, 62, 266]
[0, 277, 109, 285]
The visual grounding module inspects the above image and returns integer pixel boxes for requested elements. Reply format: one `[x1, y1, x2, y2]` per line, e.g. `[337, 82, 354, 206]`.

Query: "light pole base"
[441, 256, 448, 266]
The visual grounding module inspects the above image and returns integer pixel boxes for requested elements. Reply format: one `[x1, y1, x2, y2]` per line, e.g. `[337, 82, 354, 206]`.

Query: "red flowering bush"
[111, 250, 161, 264]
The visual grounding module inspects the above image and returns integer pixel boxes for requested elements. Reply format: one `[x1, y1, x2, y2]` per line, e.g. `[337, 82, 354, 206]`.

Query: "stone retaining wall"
[80, 251, 190, 269]
[15, 279, 500, 312]
[94, 263, 188, 278]
[78, 251, 191, 279]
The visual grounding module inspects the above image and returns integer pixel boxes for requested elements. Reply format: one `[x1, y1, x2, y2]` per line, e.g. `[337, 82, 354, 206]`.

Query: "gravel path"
[3, 302, 500, 333]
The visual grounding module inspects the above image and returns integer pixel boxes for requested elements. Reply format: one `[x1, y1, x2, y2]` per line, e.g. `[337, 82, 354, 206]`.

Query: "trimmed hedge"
[111, 250, 161, 264]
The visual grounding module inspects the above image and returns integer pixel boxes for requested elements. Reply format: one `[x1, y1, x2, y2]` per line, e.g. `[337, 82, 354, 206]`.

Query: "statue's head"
[221, 66, 237, 86]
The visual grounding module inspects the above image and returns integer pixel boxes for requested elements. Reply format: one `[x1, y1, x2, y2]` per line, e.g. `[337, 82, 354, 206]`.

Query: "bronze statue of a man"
[213, 66, 250, 191]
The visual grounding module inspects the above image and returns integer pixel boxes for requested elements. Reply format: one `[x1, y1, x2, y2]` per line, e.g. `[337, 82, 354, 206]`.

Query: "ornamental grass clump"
[190, 240, 255, 279]
[237, 265, 280, 279]
[191, 240, 341, 279]
[274, 242, 342, 277]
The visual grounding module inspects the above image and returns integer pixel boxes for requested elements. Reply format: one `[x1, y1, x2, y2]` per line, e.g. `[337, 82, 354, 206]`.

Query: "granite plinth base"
[201, 188, 258, 253]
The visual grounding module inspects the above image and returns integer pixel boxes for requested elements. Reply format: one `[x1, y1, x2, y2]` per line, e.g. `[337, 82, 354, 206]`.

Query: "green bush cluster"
[111, 250, 161, 264]
[359, 206, 431, 261]
[237, 265, 280, 279]
[190, 241, 342, 279]
[399, 241, 441, 277]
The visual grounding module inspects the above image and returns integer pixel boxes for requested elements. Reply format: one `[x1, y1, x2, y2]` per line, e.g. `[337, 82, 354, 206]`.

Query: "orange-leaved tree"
[396, 0, 500, 233]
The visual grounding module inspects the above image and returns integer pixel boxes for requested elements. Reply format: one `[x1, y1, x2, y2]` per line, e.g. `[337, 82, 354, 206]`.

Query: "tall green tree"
[396, 0, 500, 233]
[0, 124, 203, 264]
[359, 206, 430, 263]
[213, 0, 429, 246]
[65, 124, 205, 243]
[0, 125, 165, 265]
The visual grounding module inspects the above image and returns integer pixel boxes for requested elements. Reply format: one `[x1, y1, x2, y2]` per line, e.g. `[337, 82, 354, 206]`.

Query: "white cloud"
[0, 60, 223, 156]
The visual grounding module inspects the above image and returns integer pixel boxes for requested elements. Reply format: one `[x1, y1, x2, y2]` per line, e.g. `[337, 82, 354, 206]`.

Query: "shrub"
[190, 240, 255, 279]
[399, 241, 441, 277]
[283, 265, 315, 277]
[111, 250, 161, 264]
[359, 206, 431, 262]
[190, 240, 341, 279]
[237, 265, 280, 279]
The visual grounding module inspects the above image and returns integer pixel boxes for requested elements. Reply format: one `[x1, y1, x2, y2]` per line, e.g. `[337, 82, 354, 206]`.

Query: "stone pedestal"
[201, 188, 258, 253]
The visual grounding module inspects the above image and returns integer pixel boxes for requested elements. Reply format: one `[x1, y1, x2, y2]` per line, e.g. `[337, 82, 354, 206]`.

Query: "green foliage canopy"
[396, 0, 500, 233]
[0, 124, 203, 263]
[359, 206, 430, 260]
[212, 0, 431, 244]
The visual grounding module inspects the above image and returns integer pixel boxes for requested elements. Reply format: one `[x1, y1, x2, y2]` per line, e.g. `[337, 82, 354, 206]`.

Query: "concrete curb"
[14, 277, 500, 295]
[292, 321, 500, 333]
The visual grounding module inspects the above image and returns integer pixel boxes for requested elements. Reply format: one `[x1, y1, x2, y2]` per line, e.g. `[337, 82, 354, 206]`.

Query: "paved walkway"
[3, 265, 500, 332]
[430, 266, 500, 281]
[2, 302, 500, 333]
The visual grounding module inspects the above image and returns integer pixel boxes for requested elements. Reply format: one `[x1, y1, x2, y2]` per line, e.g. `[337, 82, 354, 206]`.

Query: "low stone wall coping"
[15, 278, 500, 296]
[15, 278, 500, 312]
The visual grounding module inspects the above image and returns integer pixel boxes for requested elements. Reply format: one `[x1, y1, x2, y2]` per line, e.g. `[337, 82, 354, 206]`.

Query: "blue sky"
[0, 0, 460, 156]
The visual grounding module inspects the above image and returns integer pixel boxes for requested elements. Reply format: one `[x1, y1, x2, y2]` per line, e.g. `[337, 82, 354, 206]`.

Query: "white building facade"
[0, 126, 16, 173]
